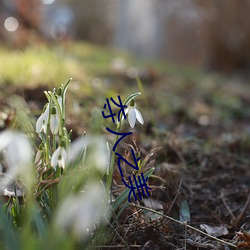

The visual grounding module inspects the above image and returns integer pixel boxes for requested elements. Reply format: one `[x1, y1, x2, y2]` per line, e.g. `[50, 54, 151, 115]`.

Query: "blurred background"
[1, 0, 250, 73]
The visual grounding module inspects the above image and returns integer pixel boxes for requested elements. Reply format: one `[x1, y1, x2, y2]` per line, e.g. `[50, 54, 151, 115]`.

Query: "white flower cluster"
[35, 87, 67, 170]
[36, 92, 62, 135]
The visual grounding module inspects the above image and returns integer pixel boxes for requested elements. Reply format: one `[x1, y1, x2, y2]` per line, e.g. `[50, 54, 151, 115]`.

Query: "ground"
[0, 42, 249, 249]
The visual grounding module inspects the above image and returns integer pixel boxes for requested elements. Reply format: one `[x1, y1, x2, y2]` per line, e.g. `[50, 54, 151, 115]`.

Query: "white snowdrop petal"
[36, 113, 45, 133]
[6, 134, 32, 170]
[51, 147, 61, 168]
[124, 107, 129, 115]
[57, 96, 63, 111]
[0, 131, 33, 190]
[60, 148, 67, 169]
[121, 108, 129, 121]
[55, 196, 79, 231]
[55, 183, 108, 240]
[50, 114, 59, 135]
[44, 104, 50, 118]
[93, 138, 110, 172]
[41, 122, 47, 133]
[0, 130, 13, 151]
[135, 109, 144, 125]
[61, 148, 67, 160]
[36, 104, 50, 134]
[35, 150, 42, 164]
[128, 108, 136, 128]
[68, 137, 88, 163]
[58, 159, 65, 169]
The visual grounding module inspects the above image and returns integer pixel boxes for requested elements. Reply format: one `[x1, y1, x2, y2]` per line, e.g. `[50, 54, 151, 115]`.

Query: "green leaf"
[62, 78, 72, 98]
[32, 209, 46, 237]
[0, 207, 21, 250]
[111, 167, 154, 212]
[123, 92, 141, 106]
[179, 199, 191, 222]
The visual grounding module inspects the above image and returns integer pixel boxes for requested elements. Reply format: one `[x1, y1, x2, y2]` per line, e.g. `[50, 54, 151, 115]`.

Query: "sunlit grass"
[0, 44, 85, 86]
[0, 42, 208, 87]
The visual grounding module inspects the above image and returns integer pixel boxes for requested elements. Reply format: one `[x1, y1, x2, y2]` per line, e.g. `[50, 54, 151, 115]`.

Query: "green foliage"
[0, 80, 154, 249]
[112, 167, 155, 212]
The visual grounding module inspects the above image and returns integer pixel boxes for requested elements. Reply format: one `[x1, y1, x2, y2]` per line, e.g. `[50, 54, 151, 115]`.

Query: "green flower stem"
[106, 121, 121, 198]
[44, 138, 50, 164]
[45, 98, 53, 164]
[48, 92, 63, 136]
[106, 92, 141, 199]
[52, 134, 56, 152]
[63, 127, 70, 150]
[61, 78, 71, 126]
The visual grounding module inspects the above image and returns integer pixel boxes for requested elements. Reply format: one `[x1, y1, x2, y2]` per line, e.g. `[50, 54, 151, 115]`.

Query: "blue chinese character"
[115, 149, 140, 177]
[102, 95, 127, 123]
[106, 127, 132, 152]
[122, 173, 151, 202]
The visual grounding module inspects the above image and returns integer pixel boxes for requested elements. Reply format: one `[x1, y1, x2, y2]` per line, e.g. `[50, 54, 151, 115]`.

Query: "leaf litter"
[2, 65, 250, 249]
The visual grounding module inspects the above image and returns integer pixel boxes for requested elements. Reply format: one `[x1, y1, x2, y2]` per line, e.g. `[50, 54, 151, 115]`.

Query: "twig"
[221, 190, 236, 221]
[106, 220, 127, 247]
[34, 179, 60, 198]
[166, 178, 183, 215]
[89, 244, 141, 248]
[184, 221, 187, 250]
[233, 192, 250, 227]
[129, 203, 237, 249]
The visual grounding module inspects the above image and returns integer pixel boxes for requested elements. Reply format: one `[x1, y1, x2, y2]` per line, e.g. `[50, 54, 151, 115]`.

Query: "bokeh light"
[4, 17, 19, 32]
[41, 0, 55, 5]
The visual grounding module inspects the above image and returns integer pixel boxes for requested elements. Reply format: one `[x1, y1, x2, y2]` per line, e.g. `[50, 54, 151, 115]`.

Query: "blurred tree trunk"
[66, 0, 113, 44]
[204, 0, 250, 71]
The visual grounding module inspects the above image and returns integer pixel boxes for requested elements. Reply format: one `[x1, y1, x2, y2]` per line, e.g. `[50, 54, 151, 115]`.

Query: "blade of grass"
[123, 92, 141, 106]
[0, 208, 21, 250]
[111, 167, 154, 212]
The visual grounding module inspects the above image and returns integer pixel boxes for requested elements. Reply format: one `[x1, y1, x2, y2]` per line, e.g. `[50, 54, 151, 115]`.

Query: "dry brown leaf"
[237, 231, 250, 248]
[200, 224, 228, 237]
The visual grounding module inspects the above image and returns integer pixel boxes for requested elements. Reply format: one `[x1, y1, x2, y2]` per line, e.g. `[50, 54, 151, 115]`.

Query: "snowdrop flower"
[51, 142, 67, 169]
[0, 130, 33, 190]
[50, 106, 59, 135]
[54, 182, 109, 240]
[124, 99, 144, 128]
[90, 137, 110, 173]
[67, 135, 110, 173]
[36, 103, 50, 133]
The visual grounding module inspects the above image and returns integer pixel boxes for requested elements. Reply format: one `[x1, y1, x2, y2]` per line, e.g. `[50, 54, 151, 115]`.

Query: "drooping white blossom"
[67, 135, 110, 173]
[91, 137, 110, 172]
[124, 100, 144, 128]
[36, 103, 50, 133]
[35, 144, 43, 165]
[51, 145, 67, 169]
[0, 130, 33, 190]
[50, 106, 59, 135]
[54, 182, 109, 240]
